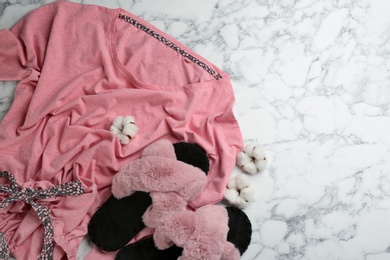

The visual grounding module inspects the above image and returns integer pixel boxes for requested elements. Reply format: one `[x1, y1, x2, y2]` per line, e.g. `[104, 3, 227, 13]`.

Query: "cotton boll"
[254, 158, 267, 172]
[242, 163, 258, 175]
[118, 133, 130, 144]
[243, 143, 255, 155]
[225, 175, 254, 208]
[237, 143, 268, 174]
[235, 175, 250, 190]
[122, 115, 135, 125]
[113, 116, 124, 130]
[227, 177, 238, 190]
[234, 197, 249, 209]
[123, 124, 139, 138]
[110, 125, 121, 135]
[224, 189, 239, 202]
[252, 146, 266, 160]
[236, 152, 252, 167]
[111, 115, 139, 144]
[225, 189, 247, 208]
[240, 187, 254, 202]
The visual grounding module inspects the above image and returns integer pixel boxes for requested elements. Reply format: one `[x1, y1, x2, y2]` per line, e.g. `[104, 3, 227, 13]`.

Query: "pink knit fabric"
[0, 1, 243, 259]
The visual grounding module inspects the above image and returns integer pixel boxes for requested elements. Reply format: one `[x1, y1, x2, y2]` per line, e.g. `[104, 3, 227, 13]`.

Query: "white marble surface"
[1, 0, 390, 259]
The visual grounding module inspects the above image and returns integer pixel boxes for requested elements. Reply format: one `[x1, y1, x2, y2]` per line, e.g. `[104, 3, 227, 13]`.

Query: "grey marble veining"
[1, 0, 390, 259]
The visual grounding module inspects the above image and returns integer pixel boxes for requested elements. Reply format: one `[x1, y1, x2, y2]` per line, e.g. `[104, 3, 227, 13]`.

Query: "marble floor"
[1, 0, 390, 259]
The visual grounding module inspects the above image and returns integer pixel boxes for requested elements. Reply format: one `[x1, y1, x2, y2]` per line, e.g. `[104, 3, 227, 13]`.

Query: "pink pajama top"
[0, 1, 243, 259]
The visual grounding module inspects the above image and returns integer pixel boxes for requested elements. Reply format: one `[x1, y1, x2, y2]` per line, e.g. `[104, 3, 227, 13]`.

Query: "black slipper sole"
[173, 142, 210, 175]
[226, 206, 252, 255]
[88, 191, 152, 252]
[115, 206, 252, 259]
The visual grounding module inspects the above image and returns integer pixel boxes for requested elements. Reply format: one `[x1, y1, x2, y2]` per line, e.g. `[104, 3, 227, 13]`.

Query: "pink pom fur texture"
[111, 140, 240, 259]
[154, 205, 240, 260]
[111, 140, 207, 200]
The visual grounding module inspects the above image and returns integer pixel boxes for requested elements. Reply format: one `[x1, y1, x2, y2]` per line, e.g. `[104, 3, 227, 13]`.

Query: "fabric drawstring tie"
[0, 171, 85, 260]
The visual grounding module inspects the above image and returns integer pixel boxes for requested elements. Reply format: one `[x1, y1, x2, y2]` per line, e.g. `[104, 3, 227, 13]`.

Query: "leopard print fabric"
[0, 171, 84, 260]
[118, 13, 223, 80]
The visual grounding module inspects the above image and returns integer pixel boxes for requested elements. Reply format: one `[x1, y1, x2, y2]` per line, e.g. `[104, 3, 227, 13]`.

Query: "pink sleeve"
[0, 4, 55, 81]
[0, 29, 29, 80]
[188, 78, 243, 208]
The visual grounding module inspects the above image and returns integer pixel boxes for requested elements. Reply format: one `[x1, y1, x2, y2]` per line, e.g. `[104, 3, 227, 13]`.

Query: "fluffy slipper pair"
[88, 141, 251, 259]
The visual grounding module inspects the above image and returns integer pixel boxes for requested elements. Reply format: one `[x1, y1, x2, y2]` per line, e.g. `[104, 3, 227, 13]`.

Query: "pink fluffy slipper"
[110, 140, 251, 259]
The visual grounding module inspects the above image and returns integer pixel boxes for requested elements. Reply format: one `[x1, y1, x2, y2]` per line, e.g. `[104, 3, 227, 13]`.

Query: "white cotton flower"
[241, 163, 258, 175]
[254, 158, 267, 172]
[236, 143, 267, 174]
[235, 174, 251, 190]
[224, 189, 239, 203]
[236, 152, 252, 167]
[240, 187, 255, 201]
[118, 133, 130, 144]
[110, 125, 121, 135]
[234, 197, 249, 209]
[110, 115, 139, 144]
[122, 115, 135, 125]
[113, 116, 124, 130]
[123, 123, 139, 138]
[224, 174, 254, 209]
[243, 143, 256, 154]
[227, 177, 238, 189]
[252, 146, 266, 160]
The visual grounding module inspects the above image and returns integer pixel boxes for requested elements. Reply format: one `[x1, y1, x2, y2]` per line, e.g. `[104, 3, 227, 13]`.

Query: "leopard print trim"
[0, 231, 9, 260]
[0, 171, 85, 260]
[118, 14, 223, 80]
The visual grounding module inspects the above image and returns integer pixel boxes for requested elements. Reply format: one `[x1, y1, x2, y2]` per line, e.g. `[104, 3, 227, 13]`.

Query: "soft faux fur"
[153, 205, 240, 260]
[88, 141, 210, 252]
[143, 192, 189, 228]
[111, 140, 243, 260]
[111, 140, 208, 228]
[114, 206, 252, 260]
[111, 140, 207, 201]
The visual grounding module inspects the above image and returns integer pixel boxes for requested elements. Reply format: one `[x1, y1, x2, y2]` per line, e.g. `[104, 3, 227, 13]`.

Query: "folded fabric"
[0, 1, 244, 257]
